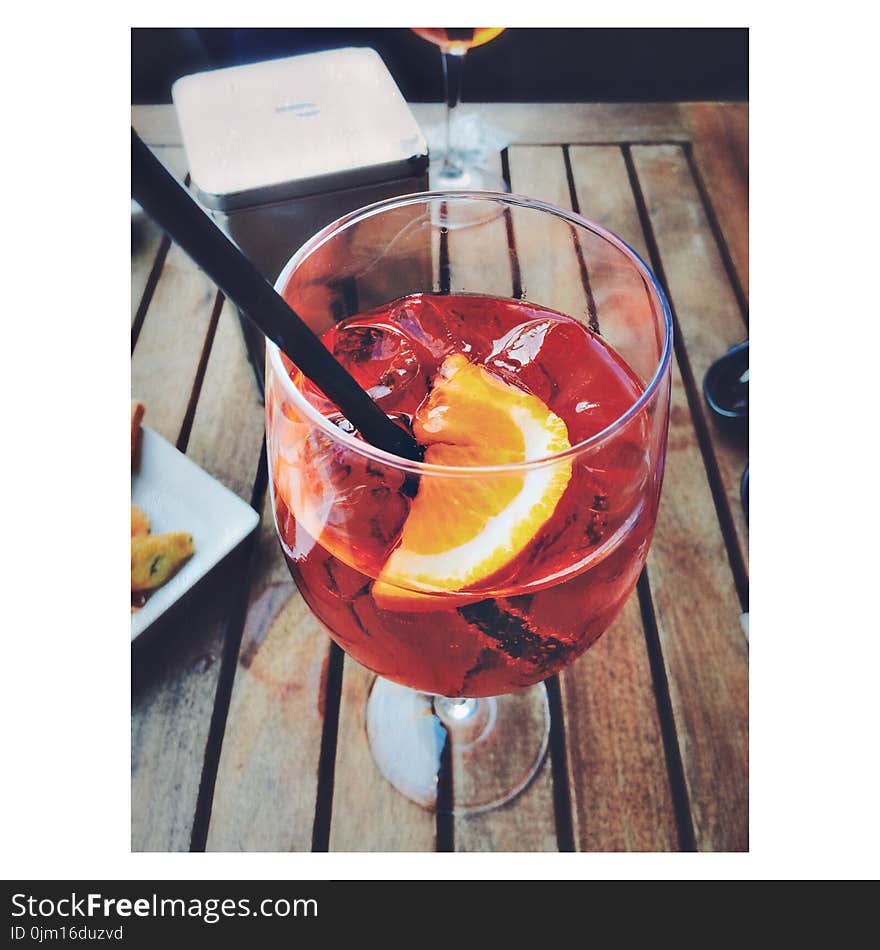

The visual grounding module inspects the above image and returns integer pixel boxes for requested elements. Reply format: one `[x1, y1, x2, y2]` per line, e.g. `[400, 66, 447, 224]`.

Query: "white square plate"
[131, 427, 260, 641]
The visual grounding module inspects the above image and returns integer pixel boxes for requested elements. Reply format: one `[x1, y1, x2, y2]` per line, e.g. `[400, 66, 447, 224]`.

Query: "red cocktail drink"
[270, 293, 660, 697]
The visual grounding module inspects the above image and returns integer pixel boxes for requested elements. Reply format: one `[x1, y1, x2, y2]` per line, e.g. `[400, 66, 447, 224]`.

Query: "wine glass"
[411, 28, 509, 224]
[265, 192, 672, 814]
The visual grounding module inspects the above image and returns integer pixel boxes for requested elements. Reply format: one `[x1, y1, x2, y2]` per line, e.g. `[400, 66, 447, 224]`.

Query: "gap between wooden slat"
[131, 234, 171, 353]
[177, 291, 225, 453]
[434, 218, 456, 853]
[438, 207, 451, 295]
[189, 442, 270, 851]
[682, 143, 749, 326]
[241, 316, 267, 401]
[516, 139, 690, 150]
[622, 144, 749, 611]
[544, 675, 575, 852]
[562, 146, 600, 333]
[436, 740, 455, 853]
[500, 149, 523, 298]
[310, 643, 346, 852]
[131, 171, 191, 354]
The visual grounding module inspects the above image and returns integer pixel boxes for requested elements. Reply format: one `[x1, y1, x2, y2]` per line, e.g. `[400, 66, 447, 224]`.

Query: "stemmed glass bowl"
[411, 28, 509, 227]
[265, 192, 672, 814]
[410, 28, 507, 192]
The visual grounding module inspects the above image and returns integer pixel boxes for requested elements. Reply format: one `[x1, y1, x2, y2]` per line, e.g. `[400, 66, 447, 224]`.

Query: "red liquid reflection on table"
[269, 293, 661, 698]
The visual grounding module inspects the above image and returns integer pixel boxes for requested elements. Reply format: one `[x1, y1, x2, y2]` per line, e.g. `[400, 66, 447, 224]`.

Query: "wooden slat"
[185, 301, 264, 498]
[326, 591, 442, 841]
[329, 660, 436, 851]
[131, 300, 265, 851]
[624, 145, 749, 851]
[131, 215, 163, 327]
[130, 146, 187, 325]
[507, 145, 680, 851]
[682, 103, 749, 303]
[558, 604, 679, 850]
[440, 161, 512, 299]
[506, 147, 589, 319]
[454, 766, 557, 851]
[631, 145, 748, 580]
[206, 490, 330, 851]
[131, 102, 693, 152]
[418, 102, 691, 146]
[130, 225, 218, 447]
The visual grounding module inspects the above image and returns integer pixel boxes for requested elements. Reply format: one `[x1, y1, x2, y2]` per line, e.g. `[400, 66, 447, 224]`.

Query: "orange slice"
[373, 354, 572, 609]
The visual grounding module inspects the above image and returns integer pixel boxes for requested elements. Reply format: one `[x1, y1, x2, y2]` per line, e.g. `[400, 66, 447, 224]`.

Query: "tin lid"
[172, 48, 428, 211]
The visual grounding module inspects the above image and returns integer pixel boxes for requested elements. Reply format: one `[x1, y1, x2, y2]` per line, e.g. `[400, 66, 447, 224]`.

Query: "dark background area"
[132, 27, 748, 104]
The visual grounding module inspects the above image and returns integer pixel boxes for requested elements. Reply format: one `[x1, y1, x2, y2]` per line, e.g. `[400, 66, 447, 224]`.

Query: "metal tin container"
[172, 47, 429, 283]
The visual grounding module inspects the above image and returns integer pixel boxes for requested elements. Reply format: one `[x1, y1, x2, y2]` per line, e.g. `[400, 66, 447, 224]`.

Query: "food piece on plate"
[131, 532, 195, 592]
[131, 400, 146, 466]
[130, 400, 197, 608]
[131, 504, 150, 537]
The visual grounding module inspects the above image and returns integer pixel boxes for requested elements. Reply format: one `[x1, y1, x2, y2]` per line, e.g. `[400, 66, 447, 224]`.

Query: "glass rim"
[267, 189, 673, 476]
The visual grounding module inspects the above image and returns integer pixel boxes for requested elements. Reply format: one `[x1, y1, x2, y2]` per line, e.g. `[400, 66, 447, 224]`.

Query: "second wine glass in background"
[411, 28, 509, 225]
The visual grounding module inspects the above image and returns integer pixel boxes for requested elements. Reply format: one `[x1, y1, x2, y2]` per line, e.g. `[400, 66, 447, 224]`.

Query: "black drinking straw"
[131, 128, 423, 463]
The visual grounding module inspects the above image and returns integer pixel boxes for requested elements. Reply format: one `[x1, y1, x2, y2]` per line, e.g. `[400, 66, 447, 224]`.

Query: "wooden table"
[131, 102, 748, 852]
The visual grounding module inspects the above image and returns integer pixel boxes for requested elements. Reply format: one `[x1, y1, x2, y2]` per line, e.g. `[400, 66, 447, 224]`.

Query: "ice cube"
[298, 431, 412, 567]
[484, 318, 597, 406]
[388, 296, 463, 360]
[485, 319, 557, 401]
[327, 322, 425, 410]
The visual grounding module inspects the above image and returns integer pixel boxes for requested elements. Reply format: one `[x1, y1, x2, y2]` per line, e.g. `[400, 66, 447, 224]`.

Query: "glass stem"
[434, 695, 478, 723]
[441, 49, 467, 178]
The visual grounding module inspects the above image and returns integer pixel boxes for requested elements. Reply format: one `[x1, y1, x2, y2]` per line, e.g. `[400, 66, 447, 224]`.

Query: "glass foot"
[365, 676, 550, 815]
[428, 160, 509, 228]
